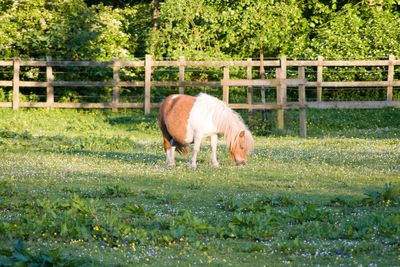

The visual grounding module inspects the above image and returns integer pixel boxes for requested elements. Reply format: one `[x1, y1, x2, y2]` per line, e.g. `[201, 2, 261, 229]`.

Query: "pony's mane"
[197, 93, 254, 152]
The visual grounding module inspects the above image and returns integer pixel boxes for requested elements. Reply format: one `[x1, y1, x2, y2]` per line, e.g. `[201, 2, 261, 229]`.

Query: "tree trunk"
[152, 0, 160, 30]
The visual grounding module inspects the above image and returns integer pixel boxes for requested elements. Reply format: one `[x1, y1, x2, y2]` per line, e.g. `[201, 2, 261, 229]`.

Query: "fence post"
[223, 66, 229, 104]
[387, 54, 394, 102]
[317, 55, 323, 102]
[260, 53, 267, 121]
[13, 57, 20, 110]
[247, 58, 253, 113]
[144, 54, 152, 115]
[298, 66, 307, 138]
[112, 57, 121, 112]
[276, 55, 287, 130]
[46, 56, 54, 107]
[179, 56, 185, 94]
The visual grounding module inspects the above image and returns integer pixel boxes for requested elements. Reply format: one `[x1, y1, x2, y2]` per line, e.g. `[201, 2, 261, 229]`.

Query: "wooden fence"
[0, 55, 399, 137]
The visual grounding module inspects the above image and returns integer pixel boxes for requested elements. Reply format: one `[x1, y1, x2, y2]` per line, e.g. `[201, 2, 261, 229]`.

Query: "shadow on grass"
[106, 114, 157, 125]
[105, 111, 159, 132]
[249, 108, 400, 139]
[0, 128, 165, 163]
[60, 149, 165, 164]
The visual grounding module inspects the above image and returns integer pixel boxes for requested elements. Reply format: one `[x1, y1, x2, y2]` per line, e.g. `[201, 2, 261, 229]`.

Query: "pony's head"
[230, 130, 254, 165]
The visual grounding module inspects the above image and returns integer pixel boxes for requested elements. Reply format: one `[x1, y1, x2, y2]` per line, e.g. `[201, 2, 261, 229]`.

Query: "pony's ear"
[239, 130, 245, 137]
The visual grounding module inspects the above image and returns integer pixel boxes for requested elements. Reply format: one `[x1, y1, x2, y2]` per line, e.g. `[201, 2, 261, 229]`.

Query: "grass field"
[0, 108, 400, 266]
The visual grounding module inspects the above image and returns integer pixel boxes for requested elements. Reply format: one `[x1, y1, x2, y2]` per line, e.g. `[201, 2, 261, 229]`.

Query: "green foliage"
[151, 0, 400, 60]
[0, 108, 399, 265]
[1, 1, 400, 104]
[119, 3, 152, 58]
[287, 3, 400, 100]
[2, 189, 400, 256]
[151, 0, 308, 59]
[295, 4, 400, 59]
[0, 181, 15, 197]
[62, 184, 136, 198]
[1, 0, 400, 61]
[0, 240, 85, 266]
[299, 0, 339, 28]
[364, 183, 400, 206]
[0, 0, 136, 60]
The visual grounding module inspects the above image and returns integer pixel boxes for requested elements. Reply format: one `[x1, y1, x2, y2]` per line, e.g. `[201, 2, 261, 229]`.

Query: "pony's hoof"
[188, 162, 197, 169]
[211, 162, 220, 168]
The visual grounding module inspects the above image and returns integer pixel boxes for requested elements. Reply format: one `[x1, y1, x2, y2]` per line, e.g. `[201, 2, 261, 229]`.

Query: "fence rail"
[0, 55, 399, 137]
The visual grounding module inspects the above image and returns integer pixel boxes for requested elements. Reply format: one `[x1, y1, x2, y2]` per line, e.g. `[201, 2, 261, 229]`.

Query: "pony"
[158, 93, 254, 168]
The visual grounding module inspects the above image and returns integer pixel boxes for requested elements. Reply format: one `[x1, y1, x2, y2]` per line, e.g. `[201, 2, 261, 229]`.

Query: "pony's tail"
[175, 142, 189, 155]
[158, 109, 173, 152]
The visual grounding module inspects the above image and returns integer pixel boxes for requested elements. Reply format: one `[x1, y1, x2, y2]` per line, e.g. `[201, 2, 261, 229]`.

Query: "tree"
[293, 3, 400, 59]
[0, 0, 134, 60]
[149, 0, 308, 59]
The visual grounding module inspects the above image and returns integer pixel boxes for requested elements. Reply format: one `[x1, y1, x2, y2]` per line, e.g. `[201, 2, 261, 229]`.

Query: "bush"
[0, 0, 133, 60]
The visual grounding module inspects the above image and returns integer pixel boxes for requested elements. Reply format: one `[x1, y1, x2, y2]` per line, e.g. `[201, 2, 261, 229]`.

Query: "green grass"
[0, 108, 400, 266]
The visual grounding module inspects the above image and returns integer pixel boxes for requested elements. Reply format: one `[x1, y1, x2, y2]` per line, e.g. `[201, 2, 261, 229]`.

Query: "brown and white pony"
[158, 93, 254, 168]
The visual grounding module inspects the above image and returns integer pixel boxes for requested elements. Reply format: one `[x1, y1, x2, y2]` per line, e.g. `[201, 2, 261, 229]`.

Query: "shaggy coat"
[158, 93, 254, 167]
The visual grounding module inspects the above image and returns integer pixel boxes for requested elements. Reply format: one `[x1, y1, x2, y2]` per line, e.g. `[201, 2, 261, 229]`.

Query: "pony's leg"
[166, 146, 176, 166]
[210, 134, 219, 167]
[189, 135, 202, 168]
[163, 135, 175, 166]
